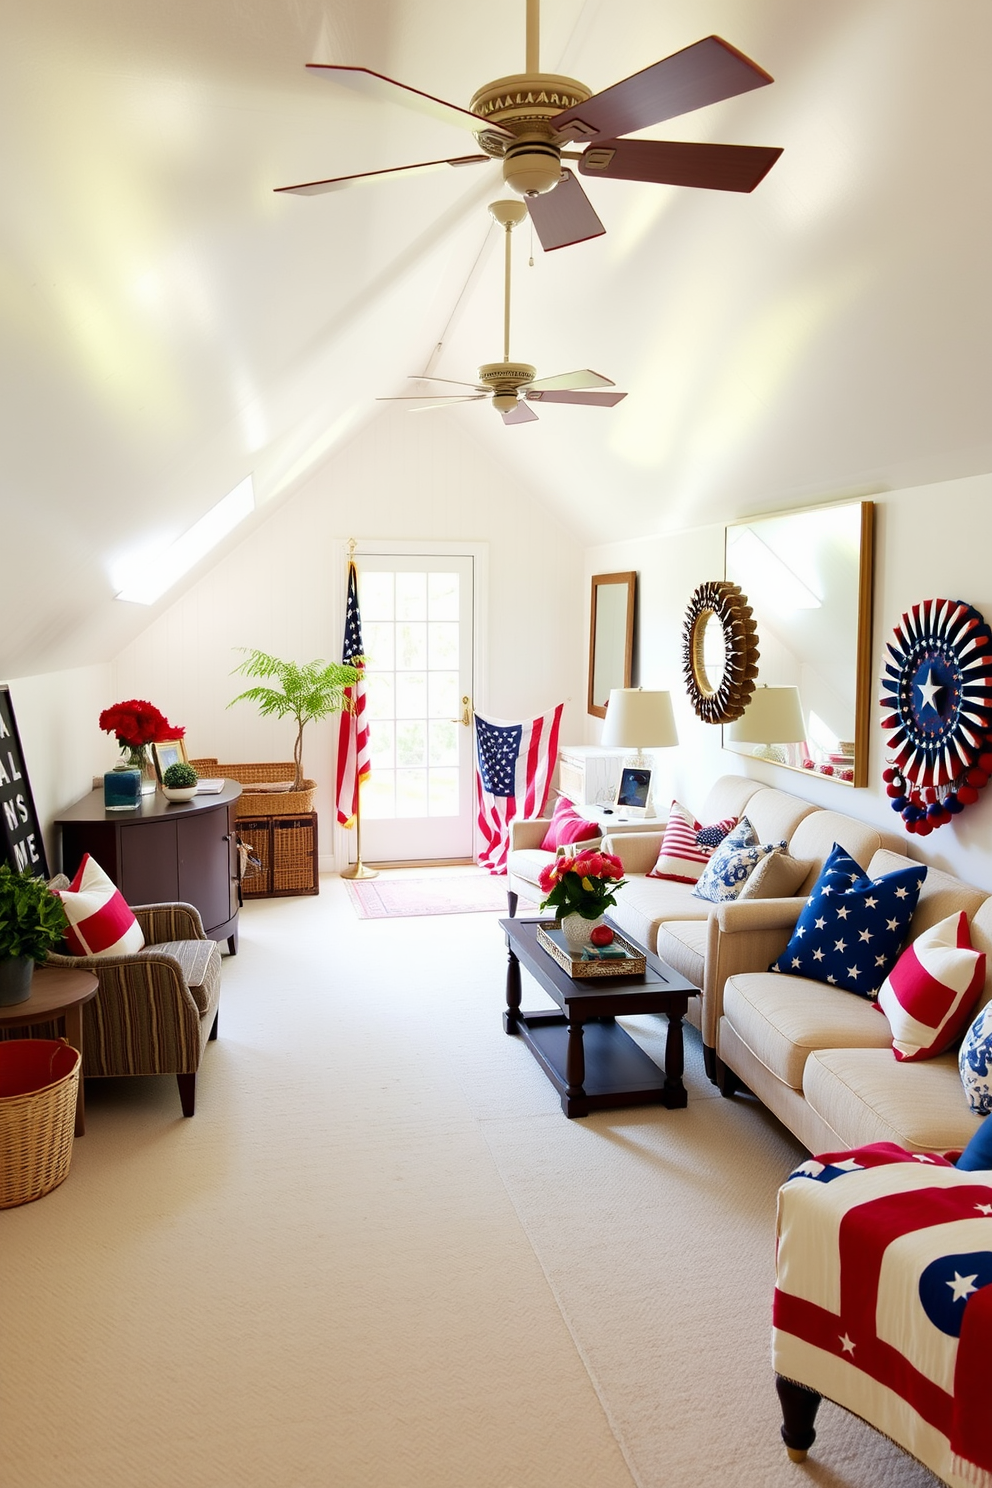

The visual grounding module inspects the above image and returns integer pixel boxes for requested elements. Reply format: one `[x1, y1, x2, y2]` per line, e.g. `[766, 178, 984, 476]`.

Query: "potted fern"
[228, 650, 361, 793]
[0, 864, 69, 1005]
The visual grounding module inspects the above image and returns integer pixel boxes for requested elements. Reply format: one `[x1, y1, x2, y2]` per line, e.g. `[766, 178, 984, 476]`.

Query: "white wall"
[111, 410, 585, 868]
[585, 471, 992, 892]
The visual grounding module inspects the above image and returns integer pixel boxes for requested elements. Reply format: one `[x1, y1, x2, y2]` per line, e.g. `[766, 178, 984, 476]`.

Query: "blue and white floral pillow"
[692, 818, 787, 904]
[960, 1001, 992, 1115]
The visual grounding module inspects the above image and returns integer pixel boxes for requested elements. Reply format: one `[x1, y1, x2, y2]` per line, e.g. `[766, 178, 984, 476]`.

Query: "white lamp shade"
[601, 689, 679, 749]
[727, 686, 806, 745]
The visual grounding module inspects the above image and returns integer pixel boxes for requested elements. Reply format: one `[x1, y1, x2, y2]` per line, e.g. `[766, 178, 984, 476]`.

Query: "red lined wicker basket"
[0, 1039, 80, 1207]
[188, 760, 316, 817]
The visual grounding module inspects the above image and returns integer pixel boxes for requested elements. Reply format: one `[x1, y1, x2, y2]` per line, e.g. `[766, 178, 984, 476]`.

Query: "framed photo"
[614, 766, 652, 818]
[151, 738, 189, 782]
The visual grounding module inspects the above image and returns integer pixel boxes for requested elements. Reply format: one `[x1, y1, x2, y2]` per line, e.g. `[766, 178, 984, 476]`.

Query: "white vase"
[559, 912, 605, 951]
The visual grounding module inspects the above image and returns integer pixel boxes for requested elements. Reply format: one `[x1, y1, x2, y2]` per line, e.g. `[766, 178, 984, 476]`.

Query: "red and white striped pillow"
[877, 911, 986, 1061]
[647, 801, 737, 884]
[56, 854, 145, 958]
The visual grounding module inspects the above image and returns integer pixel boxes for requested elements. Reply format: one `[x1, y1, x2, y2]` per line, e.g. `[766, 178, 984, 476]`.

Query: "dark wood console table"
[54, 781, 242, 953]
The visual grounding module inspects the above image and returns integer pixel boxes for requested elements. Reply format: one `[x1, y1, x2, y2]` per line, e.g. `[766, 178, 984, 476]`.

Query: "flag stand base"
[340, 860, 378, 880]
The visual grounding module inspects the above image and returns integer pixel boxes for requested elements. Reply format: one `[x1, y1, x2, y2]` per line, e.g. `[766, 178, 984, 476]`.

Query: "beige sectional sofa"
[600, 773, 987, 1154]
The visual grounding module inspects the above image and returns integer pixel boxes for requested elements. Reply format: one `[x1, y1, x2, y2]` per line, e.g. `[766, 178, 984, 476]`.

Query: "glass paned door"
[349, 554, 475, 864]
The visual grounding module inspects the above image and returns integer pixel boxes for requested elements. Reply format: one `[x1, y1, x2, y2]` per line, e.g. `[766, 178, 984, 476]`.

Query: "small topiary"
[163, 761, 198, 789]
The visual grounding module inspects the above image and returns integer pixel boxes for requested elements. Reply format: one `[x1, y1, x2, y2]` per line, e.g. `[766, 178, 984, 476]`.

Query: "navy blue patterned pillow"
[695, 821, 733, 850]
[771, 843, 927, 998]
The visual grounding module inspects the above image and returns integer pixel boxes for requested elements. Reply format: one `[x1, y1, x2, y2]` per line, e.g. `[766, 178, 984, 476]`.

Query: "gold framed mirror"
[723, 499, 874, 785]
[588, 572, 636, 719]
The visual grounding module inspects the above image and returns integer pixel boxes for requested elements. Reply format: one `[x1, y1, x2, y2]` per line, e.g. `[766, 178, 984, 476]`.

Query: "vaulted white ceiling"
[4, 0, 990, 678]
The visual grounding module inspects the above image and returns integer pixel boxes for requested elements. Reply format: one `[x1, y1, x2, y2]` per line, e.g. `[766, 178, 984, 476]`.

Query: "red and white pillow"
[539, 795, 601, 852]
[647, 802, 737, 884]
[55, 854, 145, 958]
[877, 911, 986, 1061]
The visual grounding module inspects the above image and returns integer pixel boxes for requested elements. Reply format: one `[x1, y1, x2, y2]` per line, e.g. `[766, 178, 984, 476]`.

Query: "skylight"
[116, 475, 254, 604]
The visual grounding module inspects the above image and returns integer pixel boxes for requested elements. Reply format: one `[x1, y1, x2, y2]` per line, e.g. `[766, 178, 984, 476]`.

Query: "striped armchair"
[42, 899, 222, 1117]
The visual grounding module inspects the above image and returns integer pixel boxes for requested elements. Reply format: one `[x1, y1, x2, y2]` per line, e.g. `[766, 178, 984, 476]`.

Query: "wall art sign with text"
[0, 686, 49, 876]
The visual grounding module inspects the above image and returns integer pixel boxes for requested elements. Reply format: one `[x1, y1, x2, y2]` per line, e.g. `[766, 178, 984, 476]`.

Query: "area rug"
[344, 874, 534, 919]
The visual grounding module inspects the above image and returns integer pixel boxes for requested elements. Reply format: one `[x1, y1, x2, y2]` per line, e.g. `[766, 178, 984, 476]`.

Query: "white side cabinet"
[557, 746, 625, 807]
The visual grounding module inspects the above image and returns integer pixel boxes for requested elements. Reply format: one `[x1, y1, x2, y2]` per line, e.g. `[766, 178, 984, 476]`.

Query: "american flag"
[474, 703, 563, 873]
[335, 560, 371, 828]
[773, 1143, 992, 1483]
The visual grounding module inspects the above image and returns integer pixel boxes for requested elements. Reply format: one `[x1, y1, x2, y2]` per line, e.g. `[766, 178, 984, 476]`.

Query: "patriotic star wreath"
[880, 598, 992, 836]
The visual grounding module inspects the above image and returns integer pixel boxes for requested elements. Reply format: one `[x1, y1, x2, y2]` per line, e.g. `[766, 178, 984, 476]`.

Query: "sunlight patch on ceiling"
[115, 475, 255, 604]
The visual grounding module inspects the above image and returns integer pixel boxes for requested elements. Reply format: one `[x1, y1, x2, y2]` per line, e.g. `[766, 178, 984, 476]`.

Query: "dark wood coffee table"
[500, 917, 699, 1118]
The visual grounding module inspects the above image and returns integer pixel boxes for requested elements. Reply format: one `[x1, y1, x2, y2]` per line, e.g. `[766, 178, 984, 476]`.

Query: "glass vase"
[123, 745, 156, 794]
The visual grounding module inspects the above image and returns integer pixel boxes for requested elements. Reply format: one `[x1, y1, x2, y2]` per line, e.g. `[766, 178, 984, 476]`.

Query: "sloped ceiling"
[3, 0, 991, 679]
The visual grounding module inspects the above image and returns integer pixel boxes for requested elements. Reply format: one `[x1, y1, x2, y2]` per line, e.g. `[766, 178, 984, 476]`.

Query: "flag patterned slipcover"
[774, 1143, 992, 1487]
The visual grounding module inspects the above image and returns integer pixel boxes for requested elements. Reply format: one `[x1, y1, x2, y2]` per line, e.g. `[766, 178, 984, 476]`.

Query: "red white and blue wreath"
[880, 598, 992, 835]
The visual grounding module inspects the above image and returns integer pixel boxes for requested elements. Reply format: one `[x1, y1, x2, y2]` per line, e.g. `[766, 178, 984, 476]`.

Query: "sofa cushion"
[655, 919, 708, 992]
[788, 810, 898, 895]
[737, 848, 809, 900]
[539, 795, 600, 852]
[647, 801, 736, 883]
[959, 1001, 992, 1115]
[506, 847, 554, 891]
[803, 1047, 983, 1154]
[738, 786, 818, 848]
[57, 854, 145, 957]
[877, 912, 986, 1061]
[609, 876, 709, 953]
[723, 970, 891, 1089]
[693, 819, 787, 903]
[770, 843, 926, 997]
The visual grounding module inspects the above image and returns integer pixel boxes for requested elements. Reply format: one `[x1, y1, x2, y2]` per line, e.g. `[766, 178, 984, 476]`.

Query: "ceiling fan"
[275, 0, 783, 251]
[378, 198, 627, 426]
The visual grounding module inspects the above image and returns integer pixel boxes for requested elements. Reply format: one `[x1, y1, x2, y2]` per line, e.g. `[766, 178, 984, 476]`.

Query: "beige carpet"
[0, 873, 937, 1488]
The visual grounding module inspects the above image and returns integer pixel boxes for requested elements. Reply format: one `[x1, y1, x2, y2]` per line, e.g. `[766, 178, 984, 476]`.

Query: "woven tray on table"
[188, 760, 316, 817]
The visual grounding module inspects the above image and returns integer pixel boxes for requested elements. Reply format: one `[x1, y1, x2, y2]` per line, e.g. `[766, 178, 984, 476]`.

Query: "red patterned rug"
[344, 875, 534, 920]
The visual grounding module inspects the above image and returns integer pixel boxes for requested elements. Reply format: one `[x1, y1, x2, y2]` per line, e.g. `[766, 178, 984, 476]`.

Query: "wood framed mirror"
[723, 499, 874, 786]
[588, 572, 636, 719]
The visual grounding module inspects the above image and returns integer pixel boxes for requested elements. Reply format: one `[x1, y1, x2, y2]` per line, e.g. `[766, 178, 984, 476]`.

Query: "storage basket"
[0, 1039, 80, 1208]
[188, 760, 316, 817]
[237, 813, 319, 898]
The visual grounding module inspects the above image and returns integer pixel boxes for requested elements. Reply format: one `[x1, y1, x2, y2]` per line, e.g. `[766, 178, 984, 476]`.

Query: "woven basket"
[0, 1039, 80, 1208]
[188, 760, 316, 817]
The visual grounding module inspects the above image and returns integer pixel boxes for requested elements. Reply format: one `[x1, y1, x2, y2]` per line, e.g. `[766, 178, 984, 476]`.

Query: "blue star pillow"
[770, 843, 927, 998]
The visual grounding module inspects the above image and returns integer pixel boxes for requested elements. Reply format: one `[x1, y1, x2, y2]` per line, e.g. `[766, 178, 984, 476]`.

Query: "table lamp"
[601, 688, 679, 769]
[726, 685, 806, 763]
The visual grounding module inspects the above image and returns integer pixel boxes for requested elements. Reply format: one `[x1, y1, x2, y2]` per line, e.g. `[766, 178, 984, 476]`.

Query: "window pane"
[429, 719, 458, 766]
[365, 673, 395, 720]
[359, 572, 394, 622]
[363, 771, 395, 819]
[395, 672, 427, 719]
[428, 622, 459, 669]
[428, 672, 459, 721]
[364, 621, 394, 671]
[368, 720, 394, 769]
[429, 768, 459, 816]
[396, 572, 426, 621]
[396, 622, 427, 669]
[428, 572, 459, 621]
[396, 721, 426, 768]
[397, 769, 427, 816]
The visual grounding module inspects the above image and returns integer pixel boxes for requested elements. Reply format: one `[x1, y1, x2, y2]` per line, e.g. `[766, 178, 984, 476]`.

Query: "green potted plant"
[228, 650, 361, 792]
[162, 761, 199, 802]
[0, 864, 70, 1005]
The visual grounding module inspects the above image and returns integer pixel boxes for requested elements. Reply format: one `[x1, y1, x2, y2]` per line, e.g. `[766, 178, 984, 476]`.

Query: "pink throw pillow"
[876, 911, 986, 1061]
[648, 802, 737, 884]
[539, 796, 600, 852]
[56, 854, 145, 957]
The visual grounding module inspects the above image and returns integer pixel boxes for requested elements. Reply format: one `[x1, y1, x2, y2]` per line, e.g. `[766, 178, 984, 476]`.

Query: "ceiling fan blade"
[527, 369, 615, 392]
[405, 375, 487, 391]
[377, 395, 486, 409]
[275, 155, 488, 196]
[305, 65, 512, 137]
[525, 170, 605, 252]
[502, 402, 539, 426]
[550, 36, 773, 144]
[526, 390, 627, 407]
[579, 138, 782, 193]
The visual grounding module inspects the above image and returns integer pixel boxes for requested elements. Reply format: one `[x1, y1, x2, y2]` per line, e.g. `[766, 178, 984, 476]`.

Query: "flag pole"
[339, 538, 378, 880]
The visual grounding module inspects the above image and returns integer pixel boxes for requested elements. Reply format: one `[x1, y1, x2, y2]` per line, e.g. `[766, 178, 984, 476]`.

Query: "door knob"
[451, 697, 472, 727]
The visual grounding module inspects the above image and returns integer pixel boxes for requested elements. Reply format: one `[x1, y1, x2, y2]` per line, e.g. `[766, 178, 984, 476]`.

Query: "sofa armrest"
[131, 902, 207, 942]
[602, 832, 662, 875]
[699, 897, 803, 1050]
[508, 817, 553, 852]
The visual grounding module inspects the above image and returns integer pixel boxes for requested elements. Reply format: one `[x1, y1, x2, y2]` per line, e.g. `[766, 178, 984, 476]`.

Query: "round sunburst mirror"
[682, 580, 760, 723]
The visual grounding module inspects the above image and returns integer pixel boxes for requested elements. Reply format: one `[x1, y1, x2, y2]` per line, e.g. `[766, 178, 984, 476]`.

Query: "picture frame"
[614, 765, 652, 819]
[151, 738, 189, 782]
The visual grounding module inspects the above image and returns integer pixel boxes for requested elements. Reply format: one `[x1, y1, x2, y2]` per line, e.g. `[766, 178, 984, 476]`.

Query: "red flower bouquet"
[99, 700, 184, 750]
[538, 848, 627, 922]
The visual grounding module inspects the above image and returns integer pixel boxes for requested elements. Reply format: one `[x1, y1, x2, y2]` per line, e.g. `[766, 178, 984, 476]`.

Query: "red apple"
[590, 924, 614, 947]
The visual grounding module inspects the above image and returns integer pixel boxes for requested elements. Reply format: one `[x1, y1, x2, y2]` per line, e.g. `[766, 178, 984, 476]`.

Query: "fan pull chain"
[529, 218, 534, 268]
[503, 221, 513, 361]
